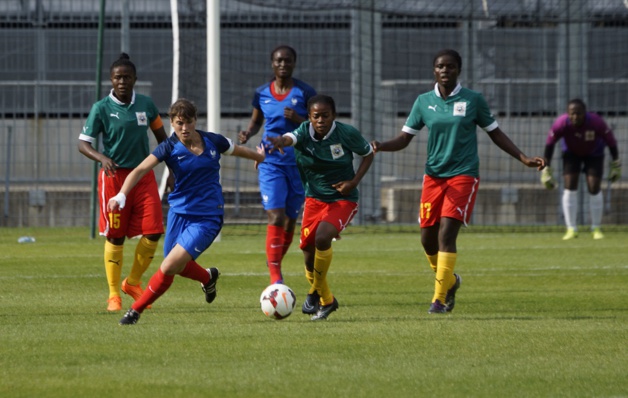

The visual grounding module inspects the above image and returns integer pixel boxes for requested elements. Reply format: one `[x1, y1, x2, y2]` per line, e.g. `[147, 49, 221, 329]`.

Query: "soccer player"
[112, 98, 264, 325]
[238, 45, 317, 285]
[78, 53, 168, 312]
[371, 49, 545, 314]
[540, 99, 621, 240]
[268, 94, 374, 321]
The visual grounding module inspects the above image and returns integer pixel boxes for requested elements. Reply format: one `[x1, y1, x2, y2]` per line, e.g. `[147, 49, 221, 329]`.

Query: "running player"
[78, 53, 168, 312]
[113, 98, 264, 325]
[540, 98, 621, 240]
[268, 94, 374, 321]
[238, 45, 316, 285]
[371, 49, 545, 314]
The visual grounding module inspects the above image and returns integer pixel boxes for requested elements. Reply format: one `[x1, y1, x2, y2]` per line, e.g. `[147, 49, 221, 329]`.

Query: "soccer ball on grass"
[260, 284, 296, 320]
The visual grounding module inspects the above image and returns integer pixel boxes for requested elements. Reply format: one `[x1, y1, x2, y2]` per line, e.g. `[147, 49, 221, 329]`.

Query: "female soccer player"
[238, 45, 317, 285]
[371, 49, 545, 314]
[110, 98, 264, 325]
[78, 53, 168, 312]
[540, 99, 621, 240]
[269, 94, 374, 321]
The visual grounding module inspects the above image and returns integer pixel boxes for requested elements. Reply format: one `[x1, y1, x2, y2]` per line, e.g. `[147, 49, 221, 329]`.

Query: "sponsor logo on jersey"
[428, 105, 437, 112]
[110, 112, 120, 119]
[135, 112, 148, 126]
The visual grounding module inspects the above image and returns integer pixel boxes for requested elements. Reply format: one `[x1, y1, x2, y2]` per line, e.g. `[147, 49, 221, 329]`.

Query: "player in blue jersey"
[78, 53, 168, 312]
[239, 45, 317, 285]
[109, 98, 264, 325]
[541, 99, 621, 240]
[372, 49, 545, 314]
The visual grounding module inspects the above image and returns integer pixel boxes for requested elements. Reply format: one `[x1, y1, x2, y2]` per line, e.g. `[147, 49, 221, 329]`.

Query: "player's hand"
[283, 107, 298, 122]
[609, 159, 621, 182]
[266, 137, 285, 155]
[332, 180, 355, 196]
[101, 157, 119, 177]
[107, 193, 126, 211]
[238, 130, 251, 144]
[254, 143, 265, 170]
[370, 140, 382, 153]
[540, 166, 556, 190]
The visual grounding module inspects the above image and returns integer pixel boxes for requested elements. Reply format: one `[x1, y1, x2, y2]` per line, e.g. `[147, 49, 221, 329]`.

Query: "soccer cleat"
[302, 291, 321, 314]
[428, 299, 448, 314]
[201, 267, 220, 303]
[562, 228, 578, 240]
[119, 308, 140, 325]
[592, 228, 604, 240]
[122, 278, 151, 309]
[107, 296, 122, 312]
[311, 297, 339, 321]
[445, 273, 461, 312]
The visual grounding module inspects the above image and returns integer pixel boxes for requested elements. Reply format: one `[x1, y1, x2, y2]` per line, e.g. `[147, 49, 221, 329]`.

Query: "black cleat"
[445, 273, 461, 312]
[201, 268, 220, 303]
[311, 297, 339, 321]
[302, 291, 320, 314]
[119, 308, 140, 325]
[428, 299, 448, 314]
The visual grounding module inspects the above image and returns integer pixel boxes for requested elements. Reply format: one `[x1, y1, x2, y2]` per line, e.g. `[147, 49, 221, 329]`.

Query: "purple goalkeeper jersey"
[546, 112, 617, 157]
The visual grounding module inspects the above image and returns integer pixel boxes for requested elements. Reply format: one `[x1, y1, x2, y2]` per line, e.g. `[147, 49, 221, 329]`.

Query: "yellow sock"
[312, 247, 333, 305]
[432, 251, 457, 303]
[127, 237, 158, 285]
[425, 252, 438, 273]
[304, 265, 314, 292]
[104, 241, 124, 299]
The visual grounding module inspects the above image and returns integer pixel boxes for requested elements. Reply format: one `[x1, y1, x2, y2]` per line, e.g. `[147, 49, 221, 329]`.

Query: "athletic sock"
[312, 247, 334, 305]
[305, 265, 314, 292]
[132, 268, 174, 312]
[432, 251, 457, 304]
[425, 252, 438, 273]
[127, 236, 158, 285]
[282, 229, 294, 258]
[266, 225, 285, 284]
[179, 260, 210, 285]
[589, 191, 603, 229]
[562, 189, 578, 230]
[104, 241, 124, 299]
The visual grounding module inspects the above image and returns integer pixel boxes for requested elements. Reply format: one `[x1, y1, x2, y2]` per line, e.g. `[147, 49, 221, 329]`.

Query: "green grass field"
[1, 227, 626, 398]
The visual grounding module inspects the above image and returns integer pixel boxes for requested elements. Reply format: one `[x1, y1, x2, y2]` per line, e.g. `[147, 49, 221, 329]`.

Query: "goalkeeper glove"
[540, 166, 556, 189]
[609, 159, 621, 182]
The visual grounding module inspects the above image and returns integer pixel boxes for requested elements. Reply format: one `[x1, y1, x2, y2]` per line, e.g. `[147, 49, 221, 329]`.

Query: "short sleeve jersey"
[80, 90, 161, 168]
[252, 78, 316, 166]
[546, 112, 617, 157]
[152, 130, 234, 216]
[285, 121, 373, 203]
[402, 83, 498, 178]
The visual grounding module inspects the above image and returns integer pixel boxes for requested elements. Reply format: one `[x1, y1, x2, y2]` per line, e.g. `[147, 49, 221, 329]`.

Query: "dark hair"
[568, 98, 587, 111]
[169, 98, 198, 121]
[307, 94, 336, 114]
[433, 49, 462, 69]
[110, 52, 137, 75]
[270, 45, 297, 62]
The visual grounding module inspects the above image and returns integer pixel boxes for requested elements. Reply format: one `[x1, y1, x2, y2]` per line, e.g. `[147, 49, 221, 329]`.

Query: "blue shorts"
[258, 162, 305, 219]
[164, 209, 223, 260]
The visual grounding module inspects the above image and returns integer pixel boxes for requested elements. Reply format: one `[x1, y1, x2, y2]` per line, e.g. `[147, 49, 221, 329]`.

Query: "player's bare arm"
[78, 140, 119, 177]
[238, 108, 264, 144]
[332, 152, 374, 195]
[371, 132, 414, 153]
[488, 128, 546, 170]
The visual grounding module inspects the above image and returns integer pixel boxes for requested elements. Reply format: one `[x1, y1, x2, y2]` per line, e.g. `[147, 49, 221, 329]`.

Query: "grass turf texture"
[1, 227, 626, 398]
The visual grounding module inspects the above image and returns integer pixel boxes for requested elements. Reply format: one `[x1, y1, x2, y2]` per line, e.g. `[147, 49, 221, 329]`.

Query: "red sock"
[266, 225, 284, 284]
[282, 229, 294, 258]
[132, 269, 174, 312]
[179, 260, 210, 285]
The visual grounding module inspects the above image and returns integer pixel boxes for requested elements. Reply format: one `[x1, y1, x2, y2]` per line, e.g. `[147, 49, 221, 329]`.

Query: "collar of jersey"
[308, 121, 337, 141]
[108, 89, 136, 105]
[433, 82, 462, 98]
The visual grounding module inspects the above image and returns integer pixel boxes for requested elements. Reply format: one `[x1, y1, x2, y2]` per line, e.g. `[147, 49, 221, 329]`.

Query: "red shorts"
[299, 197, 358, 249]
[98, 168, 164, 239]
[419, 175, 479, 227]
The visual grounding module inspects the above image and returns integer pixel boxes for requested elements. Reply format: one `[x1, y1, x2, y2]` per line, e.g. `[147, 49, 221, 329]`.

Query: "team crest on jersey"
[330, 143, 344, 159]
[262, 194, 269, 204]
[585, 130, 595, 141]
[210, 149, 217, 158]
[453, 102, 466, 117]
[291, 97, 298, 106]
[135, 112, 148, 126]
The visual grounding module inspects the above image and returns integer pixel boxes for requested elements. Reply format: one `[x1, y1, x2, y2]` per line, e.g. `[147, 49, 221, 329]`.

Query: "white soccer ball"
[260, 284, 296, 320]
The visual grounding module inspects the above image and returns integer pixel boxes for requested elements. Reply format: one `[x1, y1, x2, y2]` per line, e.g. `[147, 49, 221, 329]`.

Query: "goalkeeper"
[541, 99, 620, 240]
